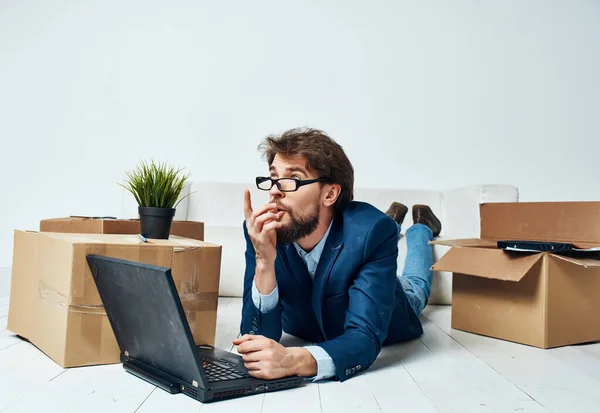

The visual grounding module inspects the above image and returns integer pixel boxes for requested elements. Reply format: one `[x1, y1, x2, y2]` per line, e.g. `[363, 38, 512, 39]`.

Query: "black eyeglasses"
[255, 176, 328, 192]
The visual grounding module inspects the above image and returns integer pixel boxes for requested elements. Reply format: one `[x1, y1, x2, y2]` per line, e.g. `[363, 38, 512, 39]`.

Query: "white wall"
[1, 0, 599, 268]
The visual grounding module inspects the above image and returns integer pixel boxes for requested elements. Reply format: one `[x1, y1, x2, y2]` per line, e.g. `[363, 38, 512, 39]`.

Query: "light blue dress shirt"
[251, 220, 336, 381]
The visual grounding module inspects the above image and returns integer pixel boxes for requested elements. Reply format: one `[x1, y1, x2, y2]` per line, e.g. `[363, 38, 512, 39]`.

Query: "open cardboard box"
[432, 202, 600, 349]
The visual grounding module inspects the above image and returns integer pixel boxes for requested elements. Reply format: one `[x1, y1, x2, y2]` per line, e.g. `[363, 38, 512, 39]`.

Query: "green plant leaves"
[119, 160, 191, 208]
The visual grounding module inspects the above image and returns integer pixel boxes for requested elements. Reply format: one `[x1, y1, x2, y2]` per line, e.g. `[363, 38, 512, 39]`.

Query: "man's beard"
[275, 202, 320, 245]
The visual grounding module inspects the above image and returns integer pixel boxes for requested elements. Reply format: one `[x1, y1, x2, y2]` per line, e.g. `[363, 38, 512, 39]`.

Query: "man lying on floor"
[233, 128, 442, 382]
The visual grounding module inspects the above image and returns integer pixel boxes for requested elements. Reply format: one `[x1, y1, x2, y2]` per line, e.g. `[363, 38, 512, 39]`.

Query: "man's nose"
[269, 182, 283, 198]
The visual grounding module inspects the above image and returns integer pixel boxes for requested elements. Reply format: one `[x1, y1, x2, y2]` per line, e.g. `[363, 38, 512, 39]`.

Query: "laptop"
[497, 240, 600, 253]
[86, 254, 304, 403]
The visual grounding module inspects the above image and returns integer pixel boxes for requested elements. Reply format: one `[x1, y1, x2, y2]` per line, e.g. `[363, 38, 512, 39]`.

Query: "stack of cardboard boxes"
[7, 217, 222, 367]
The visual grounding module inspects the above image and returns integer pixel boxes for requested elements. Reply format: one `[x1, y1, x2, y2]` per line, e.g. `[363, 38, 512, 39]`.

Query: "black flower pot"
[138, 206, 176, 239]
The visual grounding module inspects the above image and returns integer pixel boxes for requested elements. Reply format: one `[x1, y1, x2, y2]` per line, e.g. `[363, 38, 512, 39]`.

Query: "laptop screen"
[86, 254, 207, 388]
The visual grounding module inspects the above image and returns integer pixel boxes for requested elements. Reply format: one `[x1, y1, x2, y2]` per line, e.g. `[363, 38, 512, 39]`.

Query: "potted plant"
[120, 159, 191, 239]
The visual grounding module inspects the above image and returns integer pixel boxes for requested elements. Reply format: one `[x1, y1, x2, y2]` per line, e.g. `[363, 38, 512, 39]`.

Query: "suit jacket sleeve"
[240, 221, 283, 341]
[317, 216, 399, 381]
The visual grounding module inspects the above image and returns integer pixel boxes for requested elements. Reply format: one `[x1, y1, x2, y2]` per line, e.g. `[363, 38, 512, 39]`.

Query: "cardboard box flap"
[550, 254, 600, 268]
[41, 217, 85, 223]
[570, 242, 600, 250]
[432, 247, 544, 281]
[35, 232, 218, 249]
[430, 238, 498, 248]
[68, 215, 117, 219]
[480, 202, 600, 243]
[43, 216, 117, 222]
[40, 218, 204, 242]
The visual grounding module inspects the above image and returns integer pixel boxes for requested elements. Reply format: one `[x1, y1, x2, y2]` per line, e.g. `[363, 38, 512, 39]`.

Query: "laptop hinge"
[123, 358, 182, 394]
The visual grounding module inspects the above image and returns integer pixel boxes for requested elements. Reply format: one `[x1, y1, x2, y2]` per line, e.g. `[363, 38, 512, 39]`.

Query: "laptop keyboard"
[201, 358, 252, 383]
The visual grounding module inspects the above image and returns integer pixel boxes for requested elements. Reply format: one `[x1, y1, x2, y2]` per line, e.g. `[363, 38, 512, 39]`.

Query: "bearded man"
[233, 128, 442, 382]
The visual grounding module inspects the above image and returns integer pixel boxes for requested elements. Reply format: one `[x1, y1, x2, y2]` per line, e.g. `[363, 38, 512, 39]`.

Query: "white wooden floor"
[2, 267, 600, 413]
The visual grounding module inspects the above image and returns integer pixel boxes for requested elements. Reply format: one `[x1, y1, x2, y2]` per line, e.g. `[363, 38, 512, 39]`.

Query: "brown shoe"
[412, 205, 442, 237]
[385, 202, 408, 226]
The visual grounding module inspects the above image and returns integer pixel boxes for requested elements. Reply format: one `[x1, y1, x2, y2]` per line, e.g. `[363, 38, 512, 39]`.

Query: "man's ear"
[322, 184, 341, 207]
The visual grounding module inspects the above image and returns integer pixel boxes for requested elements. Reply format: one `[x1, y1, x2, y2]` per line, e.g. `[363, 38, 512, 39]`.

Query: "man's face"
[268, 154, 322, 244]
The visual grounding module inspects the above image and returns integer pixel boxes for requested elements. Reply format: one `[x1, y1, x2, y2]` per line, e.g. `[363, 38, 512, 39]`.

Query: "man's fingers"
[251, 203, 280, 222]
[248, 369, 266, 379]
[254, 212, 280, 232]
[247, 203, 281, 240]
[243, 190, 253, 221]
[241, 351, 263, 363]
[244, 361, 261, 371]
[231, 334, 248, 345]
[232, 334, 260, 345]
[263, 220, 283, 234]
[237, 338, 267, 354]
[237, 341, 265, 354]
[232, 338, 244, 345]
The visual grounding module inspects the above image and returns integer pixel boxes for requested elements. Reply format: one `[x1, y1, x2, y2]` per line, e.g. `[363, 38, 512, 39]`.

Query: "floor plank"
[414, 316, 548, 413]
[135, 388, 202, 413]
[0, 342, 66, 412]
[258, 333, 322, 413]
[0, 298, 20, 350]
[214, 298, 242, 352]
[3, 255, 599, 413]
[199, 392, 265, 413]
[261, 381, 321, 413]
[360, 345, 439, 413]
[423, 305, 600, 413]
[2, 363, 154, 413]
[575, 342, 600, 362]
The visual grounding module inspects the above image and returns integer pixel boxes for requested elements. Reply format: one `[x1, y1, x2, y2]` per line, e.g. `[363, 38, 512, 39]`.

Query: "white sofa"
[121, 183, 518, 304]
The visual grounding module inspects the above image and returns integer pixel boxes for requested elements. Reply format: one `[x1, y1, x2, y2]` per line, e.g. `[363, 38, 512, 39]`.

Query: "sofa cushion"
[124, 183, 519, 304]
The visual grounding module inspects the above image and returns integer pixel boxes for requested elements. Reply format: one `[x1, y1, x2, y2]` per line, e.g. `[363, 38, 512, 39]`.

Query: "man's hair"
[259, 128, 354, 213]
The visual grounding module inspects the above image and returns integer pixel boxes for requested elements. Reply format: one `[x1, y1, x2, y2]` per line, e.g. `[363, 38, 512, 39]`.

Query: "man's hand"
[243, 190, 284, 294]
[243, 190, 284, 263]
[232, 334, 317, 379]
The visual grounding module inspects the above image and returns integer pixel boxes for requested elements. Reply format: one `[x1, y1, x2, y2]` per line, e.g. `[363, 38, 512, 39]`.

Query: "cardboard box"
[7, 231, 221, 367]
[40, 216, 204, 241]
[432, 202, 600, 349]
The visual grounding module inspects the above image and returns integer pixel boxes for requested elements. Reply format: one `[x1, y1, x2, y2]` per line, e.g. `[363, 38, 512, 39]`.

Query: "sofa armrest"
[173, 183, 191, 221]
[441, 185, 519, 238]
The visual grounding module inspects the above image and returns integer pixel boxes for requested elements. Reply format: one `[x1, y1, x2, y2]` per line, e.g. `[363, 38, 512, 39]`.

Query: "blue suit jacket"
[240, 201, 423, 381]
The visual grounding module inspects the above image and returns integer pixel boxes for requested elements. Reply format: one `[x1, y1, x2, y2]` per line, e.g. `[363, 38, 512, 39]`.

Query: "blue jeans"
[396, 223, 433, 317]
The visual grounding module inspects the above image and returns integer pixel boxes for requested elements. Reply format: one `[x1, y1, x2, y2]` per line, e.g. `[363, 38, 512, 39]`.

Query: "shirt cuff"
[251, 279, 279, 313]
[304, 346, 336, 381]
